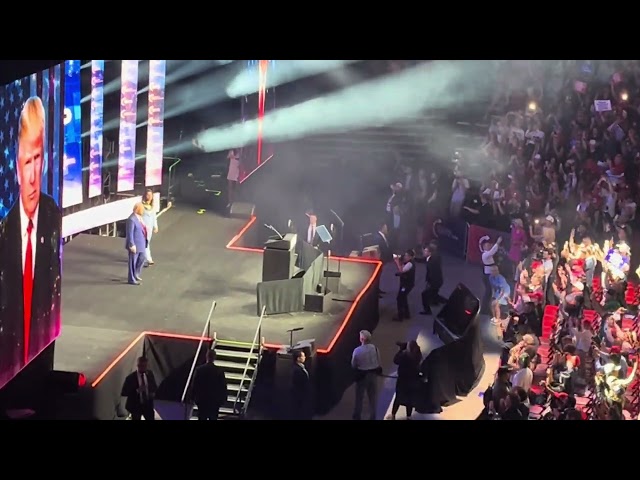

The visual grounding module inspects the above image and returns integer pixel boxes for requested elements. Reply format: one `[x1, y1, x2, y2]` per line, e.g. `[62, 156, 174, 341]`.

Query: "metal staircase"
[189, 338, 261, 419]
[186, 306, 266, 420]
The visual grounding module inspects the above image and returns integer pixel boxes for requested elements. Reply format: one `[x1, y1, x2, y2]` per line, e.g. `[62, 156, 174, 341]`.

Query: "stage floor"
[54, 206, 378, 383]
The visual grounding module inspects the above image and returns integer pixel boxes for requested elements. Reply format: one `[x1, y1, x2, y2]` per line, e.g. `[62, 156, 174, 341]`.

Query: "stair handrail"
[181, 300, 217, 406]
[233, 306, 266, 415]
[241, 334, 263, 417]
[165, 157, 181, 201]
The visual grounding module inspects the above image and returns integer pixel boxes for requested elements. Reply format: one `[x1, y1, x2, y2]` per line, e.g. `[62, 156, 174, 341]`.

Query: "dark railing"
[165, 157, 181, 202]
[233, 306, 266, 417]
[181, 299, 217, 419]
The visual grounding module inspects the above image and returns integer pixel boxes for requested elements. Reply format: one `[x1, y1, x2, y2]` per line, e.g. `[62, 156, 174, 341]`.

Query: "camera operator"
[387, 340, 422, 420]
[393, 249, 416, 321]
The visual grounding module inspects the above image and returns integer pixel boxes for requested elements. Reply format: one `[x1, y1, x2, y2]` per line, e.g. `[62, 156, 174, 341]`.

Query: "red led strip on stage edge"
[91, 331, 213, 388]
[92, 216, 381, 388]
[226, 216, 382, 354]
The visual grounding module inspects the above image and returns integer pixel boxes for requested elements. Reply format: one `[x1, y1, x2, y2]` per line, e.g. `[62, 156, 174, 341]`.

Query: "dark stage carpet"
[54, 206, 377, 382]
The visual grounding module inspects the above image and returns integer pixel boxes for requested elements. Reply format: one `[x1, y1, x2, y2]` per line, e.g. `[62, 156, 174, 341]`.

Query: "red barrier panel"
[466, 224, 511, 265]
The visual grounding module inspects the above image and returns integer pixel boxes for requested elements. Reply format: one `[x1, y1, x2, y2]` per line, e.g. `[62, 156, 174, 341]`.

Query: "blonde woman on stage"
[142, 189, 159, 266]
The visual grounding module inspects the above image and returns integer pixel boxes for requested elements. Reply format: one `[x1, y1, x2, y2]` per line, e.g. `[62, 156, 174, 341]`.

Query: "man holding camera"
[393, 249, 416, 321]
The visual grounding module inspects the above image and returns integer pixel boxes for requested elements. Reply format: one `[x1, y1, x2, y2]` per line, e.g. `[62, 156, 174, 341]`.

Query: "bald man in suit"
[125, 202, 148, 285]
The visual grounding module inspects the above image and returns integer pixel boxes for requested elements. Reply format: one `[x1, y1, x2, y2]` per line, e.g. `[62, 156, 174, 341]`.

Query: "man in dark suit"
[192, 349, 228, 420]
[304, 210, 321, 247]
[121, 356, 157, 420]
[374, 222, 393, 262]
[291, 350, 312, 419]
[418, 243, 444, 315]
[125, 203, 147, 285]
[0, 96, 62, 389]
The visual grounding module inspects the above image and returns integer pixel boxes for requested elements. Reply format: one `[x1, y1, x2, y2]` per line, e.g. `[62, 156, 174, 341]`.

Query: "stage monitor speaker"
[437, 283, 480, 337]
[304, 293, 331, 313]
[230, 202, 255, 219]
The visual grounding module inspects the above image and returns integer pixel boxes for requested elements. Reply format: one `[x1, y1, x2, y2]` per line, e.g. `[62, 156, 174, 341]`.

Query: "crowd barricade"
[431, 217, 469, 260]
[465, 224, 511, 265]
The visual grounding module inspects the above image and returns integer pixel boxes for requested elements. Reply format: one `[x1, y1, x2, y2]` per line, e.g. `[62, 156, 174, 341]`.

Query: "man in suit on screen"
[126, 203, 148, 285]
[0, 96, 62, 388]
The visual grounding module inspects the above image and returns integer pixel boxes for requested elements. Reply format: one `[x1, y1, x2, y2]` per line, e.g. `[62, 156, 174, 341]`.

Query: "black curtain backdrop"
[0, 341, 55, 414]
[142, 335, 213, 404]
[91, 337, 143, 420]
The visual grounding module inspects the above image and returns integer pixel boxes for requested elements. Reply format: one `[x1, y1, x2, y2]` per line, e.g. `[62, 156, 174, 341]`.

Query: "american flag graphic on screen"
[0, 78, 29, 220]
[0, 70, 63, 221]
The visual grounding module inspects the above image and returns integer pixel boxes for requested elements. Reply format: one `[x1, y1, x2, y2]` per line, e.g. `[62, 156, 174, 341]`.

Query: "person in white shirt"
[570, 318, 594, 379]
[305, 210, 318, 246]
[226, 149, 241, 207]
[479, 235, 502, 314]
[511, 353, 533, 393]
[351, 330, 382, 420]
[386, 182, 403, 221]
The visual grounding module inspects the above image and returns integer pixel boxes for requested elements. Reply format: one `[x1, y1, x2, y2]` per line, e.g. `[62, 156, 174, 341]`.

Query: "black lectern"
[262, 233, 297, 282]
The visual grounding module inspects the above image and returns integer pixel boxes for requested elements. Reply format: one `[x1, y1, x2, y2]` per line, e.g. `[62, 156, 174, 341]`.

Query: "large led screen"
[145, 60, 166, 187]
[88, 60, 105, 199]
[0, 67, 65, 390]
[62, 60, 82, 207]
[117, 60, 139, 192]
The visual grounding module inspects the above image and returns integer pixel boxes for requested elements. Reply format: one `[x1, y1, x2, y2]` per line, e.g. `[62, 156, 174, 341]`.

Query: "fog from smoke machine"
[226, 60, 359, 98]
[183, 61, 493, 154]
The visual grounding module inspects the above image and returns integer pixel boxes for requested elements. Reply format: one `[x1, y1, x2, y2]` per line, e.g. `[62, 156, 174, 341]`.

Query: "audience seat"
[625, 281, 637, 307]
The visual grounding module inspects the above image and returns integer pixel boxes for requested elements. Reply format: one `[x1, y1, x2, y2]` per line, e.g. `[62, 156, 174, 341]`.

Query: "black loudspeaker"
[229, 202, 255, 218]
[47, 370, 85, 394]
[437, 283, 480, 337]
[304, 292, 332, 313]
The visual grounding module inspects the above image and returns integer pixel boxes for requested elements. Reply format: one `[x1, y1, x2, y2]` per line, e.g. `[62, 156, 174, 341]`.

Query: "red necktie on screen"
[141, 222, 147, 242]
[23, 219, 34, 365]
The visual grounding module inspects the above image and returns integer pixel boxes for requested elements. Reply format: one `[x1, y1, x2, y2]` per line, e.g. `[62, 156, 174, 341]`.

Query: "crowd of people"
[358, 61, 640, 420]
[471, 60, 640, 420]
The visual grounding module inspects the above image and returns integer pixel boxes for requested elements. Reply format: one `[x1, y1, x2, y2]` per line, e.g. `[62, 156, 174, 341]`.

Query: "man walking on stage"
[126, 202, 147, 285]
[192, 349, 228, 420]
